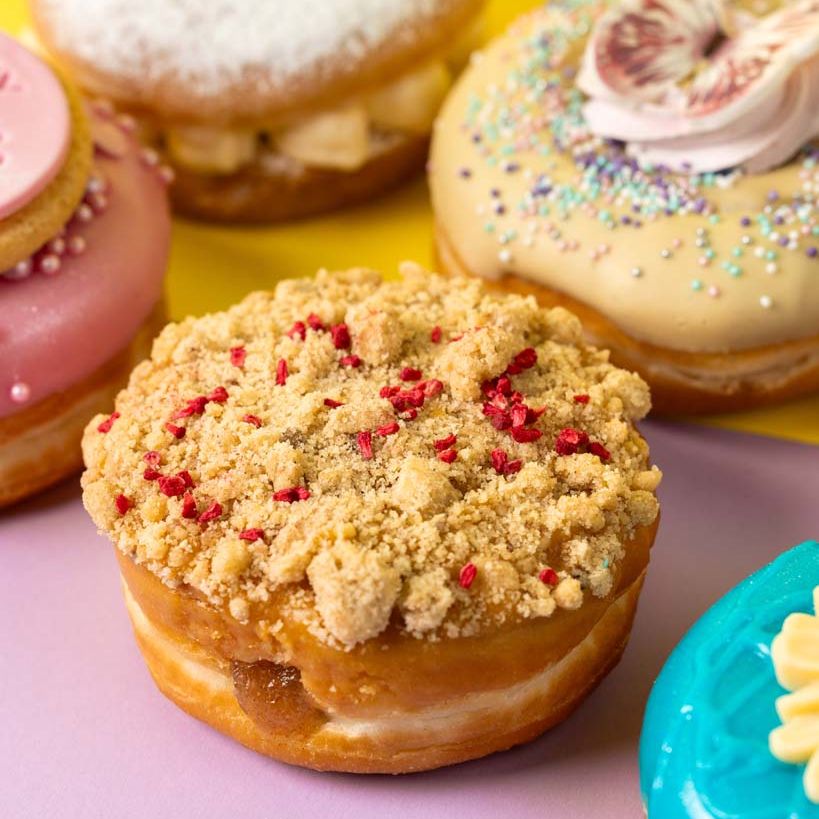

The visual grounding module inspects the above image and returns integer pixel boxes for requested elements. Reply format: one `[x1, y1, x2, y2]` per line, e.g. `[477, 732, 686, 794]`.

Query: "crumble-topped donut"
[0, 32, 171, 507]
[430, 0, 819, 414]
[82, 265, 660, 772]
[32, 0, 485, 222]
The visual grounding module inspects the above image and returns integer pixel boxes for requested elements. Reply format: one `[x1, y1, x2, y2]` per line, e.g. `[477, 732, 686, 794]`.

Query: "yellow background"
[3, 0, 817, 445]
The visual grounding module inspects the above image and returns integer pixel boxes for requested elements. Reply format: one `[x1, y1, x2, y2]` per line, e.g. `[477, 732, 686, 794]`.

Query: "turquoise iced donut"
[640, 540, 819, 818]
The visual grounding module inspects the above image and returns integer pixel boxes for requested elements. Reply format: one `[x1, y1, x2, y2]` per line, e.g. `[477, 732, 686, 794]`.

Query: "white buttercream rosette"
[578, 0, 819, 173]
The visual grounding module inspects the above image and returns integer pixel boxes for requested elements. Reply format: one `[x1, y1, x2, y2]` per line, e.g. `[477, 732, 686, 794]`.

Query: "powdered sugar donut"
[0, 33, 171, 507]
[32, 0, 484, 222]
[430, 0, 819, 414]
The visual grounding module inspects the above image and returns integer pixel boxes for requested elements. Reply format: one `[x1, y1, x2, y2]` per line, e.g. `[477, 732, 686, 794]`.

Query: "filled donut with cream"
[30, 0, 485, 223]
[0, 32, 171, 507]
[81, 265, 661, 773]
[430, 0, 819, 414]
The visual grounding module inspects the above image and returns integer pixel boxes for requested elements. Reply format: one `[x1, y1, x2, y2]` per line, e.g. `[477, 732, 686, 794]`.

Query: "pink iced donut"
[0, 34, 171, 507]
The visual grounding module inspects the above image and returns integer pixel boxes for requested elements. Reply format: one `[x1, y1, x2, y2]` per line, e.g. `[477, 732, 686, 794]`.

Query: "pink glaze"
[0, 32, 71, 220]
[0, 108, 171, 418]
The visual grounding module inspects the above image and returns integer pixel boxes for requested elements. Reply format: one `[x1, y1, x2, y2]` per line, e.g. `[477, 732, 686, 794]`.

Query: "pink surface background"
[1, 422, 817, 819]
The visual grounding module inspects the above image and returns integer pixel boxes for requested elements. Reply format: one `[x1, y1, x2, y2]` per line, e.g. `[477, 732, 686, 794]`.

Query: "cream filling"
[166, 60, 452, 175]
[124, 579, 634, 746]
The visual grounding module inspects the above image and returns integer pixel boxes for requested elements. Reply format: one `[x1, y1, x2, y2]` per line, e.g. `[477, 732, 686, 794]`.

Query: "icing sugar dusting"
[36, 0, 443, 95]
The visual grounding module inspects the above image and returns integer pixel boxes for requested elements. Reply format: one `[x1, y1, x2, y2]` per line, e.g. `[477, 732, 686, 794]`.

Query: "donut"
[0, 33, 171, 508]
[640, 539, 819, 817]
[31, 0, 485, 223]
[429, 0, 819, 414]
[81, 265, 662, 773]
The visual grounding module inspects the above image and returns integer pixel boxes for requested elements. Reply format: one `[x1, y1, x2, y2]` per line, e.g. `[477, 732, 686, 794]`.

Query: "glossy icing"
[640, 540, 819, 818]
[0, 106, 171, 418]
[429, 1, 819, 354]
[0, 32, 70, 219]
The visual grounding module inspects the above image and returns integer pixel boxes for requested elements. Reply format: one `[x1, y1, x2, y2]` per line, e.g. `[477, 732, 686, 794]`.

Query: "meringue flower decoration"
[769, 587, 819, 805]
[578, 0, 819, 174]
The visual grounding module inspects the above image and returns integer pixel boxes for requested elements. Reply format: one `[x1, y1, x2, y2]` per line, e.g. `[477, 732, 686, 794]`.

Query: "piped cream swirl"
[578, 0, 819, 174]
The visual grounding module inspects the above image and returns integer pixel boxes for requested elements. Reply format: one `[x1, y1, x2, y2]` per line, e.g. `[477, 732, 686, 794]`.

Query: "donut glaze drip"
[640, 540, 819, 818]
[0, 32, 70, 219]
[0, 106, 170, 418]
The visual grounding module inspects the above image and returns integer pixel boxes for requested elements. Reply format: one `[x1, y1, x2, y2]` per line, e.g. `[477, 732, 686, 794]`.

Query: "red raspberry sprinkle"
[573, 394, 590, 404]
[181, 492, 197, 519]
[230, 346, 246, 368]
[239, 528, 264, 542]
[97, 412, 120, 434]
[510, 404, 528, 428]
[482, 403, 512, 430]
[306, 313, 325, 332]
[158, 475, 186, 497]
[539, 567, 559, 586]
[589, 441, 611, 462]
[276, 358, 288, 386]
[198, 501, 223, 524]
[511, 427, 542, 444]
[330, 323, 351, 350]
[526, 406, 547, 423]
[490, 448, 508, 473]
[379, 385, 400, 398]
[340, 354, 361, 368]
[459, 563, 477, 589]
[399, 409, 418, 421]
[555, 428, 589, 456]
[272, 487, 310, 503]
[438, 449, 457, 464]
[357, 430, 373, 460]
[207, 386, 229, 404]
[376, 421, 400, 436]
[389, 388, 425, 413]
[496, 375, 512, 396]
[242, 414, 262, 428]
[400, 367, 423, 382]
[513, 348, 537, 370]
[323, 398, 344, 409]
[434, 433, 457, 451]
[143, 451, 161, 466]
[422, 379, 444, 397]
[143, 468, 161, 481]
[286, 321, 306, 340]
[177, 470, 194, 488]
[164, 422, 186, 439]
[430, 325, 442, 343]
[490, 448, 522, 475]
[172, 395, 207, 420]
[114, 494, 132, 515]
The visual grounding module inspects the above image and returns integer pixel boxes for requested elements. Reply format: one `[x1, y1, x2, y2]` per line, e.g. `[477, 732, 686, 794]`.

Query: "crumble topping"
[82, 264, 661, 649]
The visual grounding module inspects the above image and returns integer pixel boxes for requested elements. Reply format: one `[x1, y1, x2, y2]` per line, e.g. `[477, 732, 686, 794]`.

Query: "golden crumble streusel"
[82, 264, 661, 649]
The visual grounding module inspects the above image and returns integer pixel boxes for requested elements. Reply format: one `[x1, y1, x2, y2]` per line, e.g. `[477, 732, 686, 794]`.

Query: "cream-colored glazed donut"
[32, 0, 485, 222]
[429, 0, 819, 414]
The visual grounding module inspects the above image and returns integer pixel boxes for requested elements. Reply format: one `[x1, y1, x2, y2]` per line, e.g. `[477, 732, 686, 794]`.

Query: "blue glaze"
[640, 541, 819, 818]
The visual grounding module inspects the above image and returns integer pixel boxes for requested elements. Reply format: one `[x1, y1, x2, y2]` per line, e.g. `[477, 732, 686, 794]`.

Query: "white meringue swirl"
[578, 0, 819, 174]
